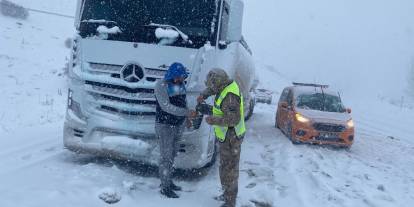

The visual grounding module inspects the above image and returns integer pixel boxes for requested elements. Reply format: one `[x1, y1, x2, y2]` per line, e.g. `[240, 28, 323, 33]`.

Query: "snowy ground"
[1, 0, 414, 207]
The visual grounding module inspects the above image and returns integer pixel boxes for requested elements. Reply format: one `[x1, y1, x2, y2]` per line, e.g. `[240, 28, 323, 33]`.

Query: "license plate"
[319, 132, 339, 139]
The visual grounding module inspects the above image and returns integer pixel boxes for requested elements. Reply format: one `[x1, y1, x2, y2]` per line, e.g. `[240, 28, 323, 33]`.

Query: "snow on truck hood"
[80, 39, 199, 71]
[296, 108, 352, 124]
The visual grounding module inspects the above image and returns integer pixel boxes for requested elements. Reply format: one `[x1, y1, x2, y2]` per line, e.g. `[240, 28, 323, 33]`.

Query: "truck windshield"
[296, 93, 346, 113]
[79, 0, 218, 49]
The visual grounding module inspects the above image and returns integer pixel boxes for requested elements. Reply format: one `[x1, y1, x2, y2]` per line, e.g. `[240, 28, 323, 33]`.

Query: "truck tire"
[275, 111, 279, 129]
[245, 98, 255, 121]
[203, 140, 218, 168]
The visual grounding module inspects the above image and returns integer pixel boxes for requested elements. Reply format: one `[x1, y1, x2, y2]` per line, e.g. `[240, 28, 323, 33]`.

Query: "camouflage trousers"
[219, 130, 243, 207]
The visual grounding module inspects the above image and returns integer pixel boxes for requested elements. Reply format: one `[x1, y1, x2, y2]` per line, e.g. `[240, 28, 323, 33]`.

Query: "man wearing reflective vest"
[195, 68, 246, 207]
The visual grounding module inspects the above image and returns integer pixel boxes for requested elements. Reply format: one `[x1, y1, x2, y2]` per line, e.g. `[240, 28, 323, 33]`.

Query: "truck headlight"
[67, 89, 86, 120]
[347, 119, 354, 128]
[68, 89, 73, 106]
[295, 113, 310, 123]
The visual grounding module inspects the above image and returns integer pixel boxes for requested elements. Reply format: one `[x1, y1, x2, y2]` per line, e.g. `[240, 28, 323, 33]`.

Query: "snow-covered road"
[1, 0, 414, 206]
[1, 102, 413, 207]
[240, 103, 414, 207]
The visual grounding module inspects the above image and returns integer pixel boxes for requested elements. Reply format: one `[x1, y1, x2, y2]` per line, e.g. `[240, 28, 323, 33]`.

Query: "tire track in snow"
[274, 140, 309, 207]
[285, 144, 352, 207]
[355, 109, 414, 145]
[0, 138, 56, 157]
[0, 137, 62, 175]
[0, 150, 63, 176]
[249, 103, 412, 207]
[241, 104, 306, 207]
[352, 110, 414, 198]
[289, 144, 396, 207]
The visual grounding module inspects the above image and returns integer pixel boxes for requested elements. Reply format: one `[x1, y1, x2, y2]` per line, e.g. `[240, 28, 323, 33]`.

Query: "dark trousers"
[156, 123, 183, 189]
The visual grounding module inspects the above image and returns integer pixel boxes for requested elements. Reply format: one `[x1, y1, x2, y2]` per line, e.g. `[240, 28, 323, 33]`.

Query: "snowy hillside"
[0, 5, 72, 133]
[1, 0, 414, 207]
[244, 0, 414, 104]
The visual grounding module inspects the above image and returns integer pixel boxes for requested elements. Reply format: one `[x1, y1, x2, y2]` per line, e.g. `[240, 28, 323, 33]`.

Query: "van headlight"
[295, 113, 310, 123]
[347, 119, 354, 128]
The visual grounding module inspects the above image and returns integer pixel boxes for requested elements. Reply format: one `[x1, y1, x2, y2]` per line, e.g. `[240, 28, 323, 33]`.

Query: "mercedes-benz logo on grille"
[120, 63, 144, 83]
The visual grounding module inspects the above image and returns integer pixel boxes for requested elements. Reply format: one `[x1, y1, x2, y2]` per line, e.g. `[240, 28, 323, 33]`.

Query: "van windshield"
[296, 93, 345, 113]
[79, 0, 218, 49]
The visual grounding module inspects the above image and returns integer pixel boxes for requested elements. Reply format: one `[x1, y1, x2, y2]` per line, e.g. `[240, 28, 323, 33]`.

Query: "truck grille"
[84, 62, 169, 119]
[100, 94, 156, 105]
[85, 80, 158, 118]
[101, 105, 156, 116]
[88, 62, 167, 78]
[85, 81, 154, 94]
[313, 123, 346, 132]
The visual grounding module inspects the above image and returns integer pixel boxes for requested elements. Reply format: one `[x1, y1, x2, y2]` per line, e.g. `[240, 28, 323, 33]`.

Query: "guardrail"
[1, 0, 74, 19]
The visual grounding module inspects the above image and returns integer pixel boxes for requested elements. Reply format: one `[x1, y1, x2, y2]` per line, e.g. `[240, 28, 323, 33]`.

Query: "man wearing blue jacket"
[154, 62, 191, 198]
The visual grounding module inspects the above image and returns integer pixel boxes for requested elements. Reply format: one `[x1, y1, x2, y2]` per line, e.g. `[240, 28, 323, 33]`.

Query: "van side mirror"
[226, 0, 244, 42]
[280, 102, 289, 109]
[346, 108, 352, 113]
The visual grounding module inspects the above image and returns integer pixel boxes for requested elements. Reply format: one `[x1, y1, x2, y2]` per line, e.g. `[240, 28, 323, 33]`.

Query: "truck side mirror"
[226, 0, 244, 42]
[74, 0, 83, 30]
[218, 41, 228, 50]
[252, 78, 259, 90]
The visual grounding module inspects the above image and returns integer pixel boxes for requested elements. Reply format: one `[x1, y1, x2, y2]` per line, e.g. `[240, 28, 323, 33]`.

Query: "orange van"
[275, 83, 354, 148]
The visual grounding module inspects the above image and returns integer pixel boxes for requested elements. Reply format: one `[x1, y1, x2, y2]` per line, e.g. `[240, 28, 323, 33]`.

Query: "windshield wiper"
[145, 23, 193, 44]
[81, 19, 120, 30]
[81, 19, 118, 25]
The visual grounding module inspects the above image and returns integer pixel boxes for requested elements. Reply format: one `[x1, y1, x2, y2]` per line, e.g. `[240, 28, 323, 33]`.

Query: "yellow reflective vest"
[212, 81, 246, 142]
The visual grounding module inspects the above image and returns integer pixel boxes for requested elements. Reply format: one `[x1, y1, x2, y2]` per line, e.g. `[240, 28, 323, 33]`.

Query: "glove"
[197, 95, 205, 104]
[205, 116, 215, 125]
[185, 118, 193, 128]
[188, 110, 198, 119]
[196, 103, 213, 115]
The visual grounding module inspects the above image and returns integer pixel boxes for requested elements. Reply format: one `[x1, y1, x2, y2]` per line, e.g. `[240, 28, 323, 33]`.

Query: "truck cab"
[64, 0, 256, 169]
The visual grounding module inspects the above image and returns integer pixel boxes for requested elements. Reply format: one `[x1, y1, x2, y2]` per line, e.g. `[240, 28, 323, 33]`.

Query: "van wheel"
[245, 99, 255, 121]
[287, 122, 300, 145]
[275, 111, 280, 129]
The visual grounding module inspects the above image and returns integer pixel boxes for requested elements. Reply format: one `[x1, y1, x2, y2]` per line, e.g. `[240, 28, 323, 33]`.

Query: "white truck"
[64, 0, 256, 169]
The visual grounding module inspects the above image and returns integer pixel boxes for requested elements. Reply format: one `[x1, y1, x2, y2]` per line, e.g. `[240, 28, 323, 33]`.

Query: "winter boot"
[160, 188, 179, 198]
[219, 203, 231, 207]
[214, 194, 225, 201]
[170, 182, 182, 191]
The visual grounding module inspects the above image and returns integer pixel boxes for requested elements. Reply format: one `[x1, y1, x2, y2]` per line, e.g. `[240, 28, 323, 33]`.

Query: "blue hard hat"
[164, 62, 189, 81]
